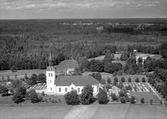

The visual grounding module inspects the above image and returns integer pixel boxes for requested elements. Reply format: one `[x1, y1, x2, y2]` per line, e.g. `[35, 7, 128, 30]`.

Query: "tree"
[159, 42, 167, 58]
[64, 90, 80, 105]
[103, 50, 112, 63]
[104, 62, 111, 73]
[37, 73, 46, 83]
[114, 77, 118, 82]
[0, 85, 8, 96]
[120, 97, 126, 103]
[26, 74, 37, 86]
[111, 93, 118, 101]
[130, 96, 136, 104]
[10, 65, 16, 72]
[26, 89, 41, 103]
[89, 73, 102, 82]
[10, 79, 23, 94]
[80, 85, 94, 105]
[117, 82, 124, 89]
[121, 77, 125, 82]
[12, 93, 24, 104]
[140, 98, 145, 104]
[101, 79, 106, 84]
[142, 77, 146, 82]
[107, 78, 111, 84]
[15, 86, 26, 98]
[97, 90, 108, 104]
[128, 77, 131, 82]
[135, 77, 140, 82]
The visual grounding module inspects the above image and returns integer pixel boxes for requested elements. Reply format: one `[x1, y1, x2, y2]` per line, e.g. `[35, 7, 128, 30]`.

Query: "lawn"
[130, 92, 160, 103]
[0, 104, 166, 119]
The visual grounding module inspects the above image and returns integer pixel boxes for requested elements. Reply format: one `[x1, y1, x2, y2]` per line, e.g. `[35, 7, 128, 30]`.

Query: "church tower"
[46, 52, 56, 94]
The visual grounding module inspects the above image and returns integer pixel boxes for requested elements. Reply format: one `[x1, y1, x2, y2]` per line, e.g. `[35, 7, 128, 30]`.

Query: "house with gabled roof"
[46, 52, 99, 95]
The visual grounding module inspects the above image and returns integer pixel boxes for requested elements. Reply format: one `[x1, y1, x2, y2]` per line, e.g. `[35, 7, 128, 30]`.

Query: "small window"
[51, 73, 53, 77]
[59, 88, 61, 92]
[78, 88, 80, 92]
[71, 87, 74, 91]
[65, 88, 67, 92]
[49, 73, 50, 77]
[50, 87, 52, 91]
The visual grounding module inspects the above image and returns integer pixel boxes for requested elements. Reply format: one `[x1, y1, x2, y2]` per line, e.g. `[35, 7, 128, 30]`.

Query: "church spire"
[49, 51, 53, 66]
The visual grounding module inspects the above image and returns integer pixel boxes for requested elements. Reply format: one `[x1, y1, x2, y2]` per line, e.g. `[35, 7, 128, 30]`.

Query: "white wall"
[46, 71, 56, 93]
[55, 84, 99, 95]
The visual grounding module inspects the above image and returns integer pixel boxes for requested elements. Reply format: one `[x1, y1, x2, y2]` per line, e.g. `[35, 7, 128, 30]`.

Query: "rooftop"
[55, 76, 99, 86]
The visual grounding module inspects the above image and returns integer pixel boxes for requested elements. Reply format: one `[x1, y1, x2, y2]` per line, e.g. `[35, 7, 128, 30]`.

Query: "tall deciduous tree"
[80, 85, 94, 105]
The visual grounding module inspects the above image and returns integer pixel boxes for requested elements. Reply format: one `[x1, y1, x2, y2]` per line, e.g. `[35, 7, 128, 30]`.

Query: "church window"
[71, 87, 74, 91]
[51, 73, 53, 77]
[49, 73, 50, 77]
[65, 88, 67, 92]
[59, 88, 61, 92]
[78, 88, 80, 92]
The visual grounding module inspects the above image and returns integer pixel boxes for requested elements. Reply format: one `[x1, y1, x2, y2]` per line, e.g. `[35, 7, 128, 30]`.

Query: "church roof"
[55, 76, 99, 86]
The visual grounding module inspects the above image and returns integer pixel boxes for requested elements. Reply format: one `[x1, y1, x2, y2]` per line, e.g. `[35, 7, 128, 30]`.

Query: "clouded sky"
[0, 0, 167, 19]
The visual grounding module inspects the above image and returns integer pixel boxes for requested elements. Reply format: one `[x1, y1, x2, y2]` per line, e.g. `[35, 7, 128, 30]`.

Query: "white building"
[46, 53, 99, 95]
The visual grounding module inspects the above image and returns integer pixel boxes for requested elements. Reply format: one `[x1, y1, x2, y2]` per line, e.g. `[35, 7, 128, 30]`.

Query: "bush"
[0, 85, 8, 96]
[107, 78, 111, 84]
[130, 96, 136, 104]
[64, 90, 80, 105]
[128, 77, 131, 82]
[80, 85, 94, 105]
[12, 93, 24, 104]
[121, 77, 125, 82]
[97, 90, 108, 104]
[111, 93, 118, 101]
[140, 98, 145, 104]
[135, 77, 140, 82]
[26, 89, 41, 103]
[120, 97, 126, 103]
[125, 96, 130, 102]
[142, 77, 146, 82]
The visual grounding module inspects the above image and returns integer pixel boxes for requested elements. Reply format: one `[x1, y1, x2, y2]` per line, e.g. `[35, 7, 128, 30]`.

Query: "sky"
[0, 0, 167, 19]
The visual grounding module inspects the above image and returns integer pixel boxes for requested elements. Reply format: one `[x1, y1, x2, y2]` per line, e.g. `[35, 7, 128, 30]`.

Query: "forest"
[0, 19, 167, 71]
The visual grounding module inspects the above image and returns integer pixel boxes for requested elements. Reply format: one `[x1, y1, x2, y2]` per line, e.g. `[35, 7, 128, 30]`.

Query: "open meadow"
[0, 60, 78, 80]
[0, 104, 166, 119]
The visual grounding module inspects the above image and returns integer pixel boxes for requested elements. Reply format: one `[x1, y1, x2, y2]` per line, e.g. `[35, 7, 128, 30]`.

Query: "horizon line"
[1, 17, 167, 20]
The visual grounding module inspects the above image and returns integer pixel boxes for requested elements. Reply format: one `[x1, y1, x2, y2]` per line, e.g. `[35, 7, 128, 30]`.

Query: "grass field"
[0, 104, 166, 119]
[83, 72, 147, 82]
[0, 60, 78, 80]
[131, 92, 160, 103]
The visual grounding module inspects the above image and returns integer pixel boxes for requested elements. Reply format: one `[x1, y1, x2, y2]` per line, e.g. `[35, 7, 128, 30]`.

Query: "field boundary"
[146, 82, 163, 102]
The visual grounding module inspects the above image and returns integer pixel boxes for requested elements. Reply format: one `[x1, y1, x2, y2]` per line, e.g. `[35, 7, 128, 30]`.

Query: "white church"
[46, 53, 100, 95]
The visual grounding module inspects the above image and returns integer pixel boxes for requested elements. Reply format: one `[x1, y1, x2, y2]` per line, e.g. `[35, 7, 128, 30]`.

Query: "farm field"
[0, 104, 166, 119]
